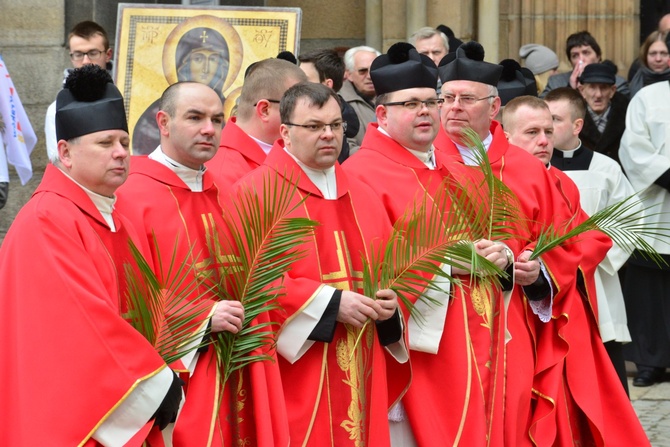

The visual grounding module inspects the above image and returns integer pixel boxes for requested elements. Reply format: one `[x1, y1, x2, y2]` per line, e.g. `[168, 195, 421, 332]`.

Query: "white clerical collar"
[249, 135, 274, 155]
[377, 126, 436, 169]
[557, 139, 582, 158]
[455, 132, 493, 166]
[283, 147, 338, 199]
[149, 146, 206, 192]
[60, 169, 117, 232]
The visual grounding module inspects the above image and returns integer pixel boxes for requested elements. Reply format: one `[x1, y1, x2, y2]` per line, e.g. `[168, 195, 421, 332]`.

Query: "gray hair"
[409, 27, 449, 52]
[343, 46, 381, 72]
[488, 85, 498, 103]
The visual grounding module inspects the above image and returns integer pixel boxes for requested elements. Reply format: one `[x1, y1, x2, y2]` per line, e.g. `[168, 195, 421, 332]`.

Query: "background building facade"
[0, 0, 667, 241]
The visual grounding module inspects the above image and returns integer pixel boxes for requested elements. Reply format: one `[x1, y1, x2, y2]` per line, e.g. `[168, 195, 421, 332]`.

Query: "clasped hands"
[336, 289, 398, 328]
[451, 239, 541, 286]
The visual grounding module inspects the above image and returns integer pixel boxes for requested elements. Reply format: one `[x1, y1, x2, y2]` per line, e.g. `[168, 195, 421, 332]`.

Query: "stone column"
[366, 0, 383, 51]
[406, 0, 427, 39]
[478, 0, 500, 62]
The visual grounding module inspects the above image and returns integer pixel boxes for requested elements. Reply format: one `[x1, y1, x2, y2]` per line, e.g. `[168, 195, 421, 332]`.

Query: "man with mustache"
[577, 62, 629, 165]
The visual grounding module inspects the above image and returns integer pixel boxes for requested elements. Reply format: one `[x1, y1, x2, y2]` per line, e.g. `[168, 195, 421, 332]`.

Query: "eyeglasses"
[69, 50, 105, 61]
[382, 99, 444, 110]
[442, 94, 495, 106]
[252, 99, 281, 106]
[284, 121, 347, 133]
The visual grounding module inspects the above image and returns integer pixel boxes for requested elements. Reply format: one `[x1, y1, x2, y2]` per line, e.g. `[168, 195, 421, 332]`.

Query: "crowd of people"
[1, 14, 670, 447]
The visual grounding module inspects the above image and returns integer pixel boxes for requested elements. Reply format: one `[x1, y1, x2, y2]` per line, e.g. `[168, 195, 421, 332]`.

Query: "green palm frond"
[457, 129, 670, 270]
[355, 128, 527, 339]
[124, 234, 213, 365]
[531, 194, 670, 266]
[453, 128, 527, 241]
[206, 170, 318, 385]
[362, 180, 506, 325]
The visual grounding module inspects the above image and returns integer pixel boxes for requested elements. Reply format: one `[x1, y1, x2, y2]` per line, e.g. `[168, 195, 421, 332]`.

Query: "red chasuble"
[206, 118, 267, 192]
[528, 166, 649, 447]
[435, 121, 586, 446]
[235, 142, 409, 447]
[0, 165, 167, 446]
[116, 157, 289, 447]
[344, 124, 506, 446]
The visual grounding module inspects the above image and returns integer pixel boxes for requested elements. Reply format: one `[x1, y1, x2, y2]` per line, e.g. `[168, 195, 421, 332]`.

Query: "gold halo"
[223, 86, 242, 123]
[162, 15, 243, 95]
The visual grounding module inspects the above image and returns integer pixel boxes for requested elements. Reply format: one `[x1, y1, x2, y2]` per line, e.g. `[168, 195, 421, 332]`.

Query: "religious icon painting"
[114, 4, 301, 154]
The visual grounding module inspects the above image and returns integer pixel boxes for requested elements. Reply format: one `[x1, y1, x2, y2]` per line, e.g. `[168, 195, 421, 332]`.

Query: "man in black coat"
[578, 62, 629, 165]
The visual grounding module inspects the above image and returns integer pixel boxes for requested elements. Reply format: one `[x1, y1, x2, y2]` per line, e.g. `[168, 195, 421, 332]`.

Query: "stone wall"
[0, 0, 64, 243]
[0, 0, 644, 245]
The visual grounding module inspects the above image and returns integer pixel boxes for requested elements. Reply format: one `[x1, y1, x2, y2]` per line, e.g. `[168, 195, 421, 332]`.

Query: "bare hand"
[452, 239, 508, 275]
[569, 60, 585, 89]
[337, 290, 383, 328]
[375, 289, 398, 321]
[514, 250, 541, 286]
[476, 239, 510, 270]
[211, 300, 244, 334]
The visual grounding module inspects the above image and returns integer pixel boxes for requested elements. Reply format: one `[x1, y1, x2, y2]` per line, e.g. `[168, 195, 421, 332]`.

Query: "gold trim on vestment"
[302, 345, 329, 447]
[79, 364, 169, 446]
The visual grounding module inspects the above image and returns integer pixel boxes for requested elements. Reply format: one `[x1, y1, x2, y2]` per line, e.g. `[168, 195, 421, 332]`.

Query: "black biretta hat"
[56, 65, 128, 141]
[438, 41, 503, 86]
[370, 42, 438, 95]
[497, 59, 538, 105]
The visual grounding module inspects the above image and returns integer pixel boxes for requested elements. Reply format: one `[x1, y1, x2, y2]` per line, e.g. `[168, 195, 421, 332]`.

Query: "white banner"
[0, 55, 36, 185]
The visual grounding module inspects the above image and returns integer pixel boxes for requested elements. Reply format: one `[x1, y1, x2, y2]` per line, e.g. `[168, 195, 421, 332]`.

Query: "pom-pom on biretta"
[56, 65, 128, 141]
[460, 41, 485, 62]
[499, 59, 522, 82]
[387, 42, 415, 64]
[497, 59, 538, 105]
[438, 40, 503, 86]
[276, 51, 298, 65]
[64, 64, 113, 102]
[370, 42, 438, 95]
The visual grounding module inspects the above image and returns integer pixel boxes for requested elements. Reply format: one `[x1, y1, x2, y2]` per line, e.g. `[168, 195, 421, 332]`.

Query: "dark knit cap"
[370, 42, 438, 95]
[438, 41, 503, 86]
[56, 65, 127, 141]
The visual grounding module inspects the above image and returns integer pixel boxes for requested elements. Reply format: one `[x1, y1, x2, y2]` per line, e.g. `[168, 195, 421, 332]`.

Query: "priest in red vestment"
[206, 58, 306, 191]
[234, 82, 409, 447]
[115, 82, 289, 447]
[434, 42, 590, 446]
[344, 42, 512, 446]
[502, 96, 649, 447]
[0, 65, 181, 446]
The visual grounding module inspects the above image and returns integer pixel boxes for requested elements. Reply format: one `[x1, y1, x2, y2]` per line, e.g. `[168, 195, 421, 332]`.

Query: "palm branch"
[457, 129, 670, 268]
[363, 183, 505, 320]
[530, 194, 670, 266]
[123, 234, 213, 365]
[205, 170, 318, 385]
[452, 127, 527, 241]
[351, 128, 526, 350]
